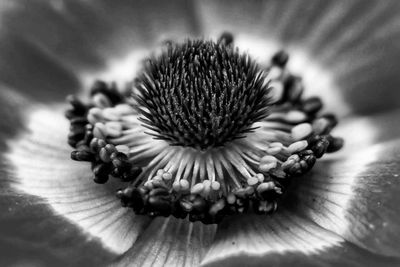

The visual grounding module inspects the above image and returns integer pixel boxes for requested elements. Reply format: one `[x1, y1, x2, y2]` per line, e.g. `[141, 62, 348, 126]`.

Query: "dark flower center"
[135, 40, 270, 149]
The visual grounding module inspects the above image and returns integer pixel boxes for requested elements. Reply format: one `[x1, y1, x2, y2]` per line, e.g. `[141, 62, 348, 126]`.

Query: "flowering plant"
[1, 1, 400, 266]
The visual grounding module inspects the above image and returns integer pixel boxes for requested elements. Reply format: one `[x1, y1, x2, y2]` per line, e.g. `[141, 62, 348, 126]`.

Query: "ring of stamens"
[66, 34, 343, 224]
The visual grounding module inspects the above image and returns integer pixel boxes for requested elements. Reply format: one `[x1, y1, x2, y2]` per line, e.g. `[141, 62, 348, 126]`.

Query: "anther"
[285, 110, 308, 123]
[92, 163, 113, 184]
[326, 136, 344, 153]
[87, 108, 104, 125]
[93, 93, 112, 108]
[310, 137, 329, 158]
[90, 80, 123, 105]
[179, 180, 190, 192]
[66, 95, 88, 116]
[71, 150, 95, 162]
[211, 181, 221, 191]
[190, 183, 204, 194]
[312, 114, 338, 135]
[209, 198, 226, 216]
[247, 176, 259, 186]
[259, 155, 278, 172]
[218, 32, 234, 46]
[266, 145, 282, 155]
[302, 97, 323, 114]
[115, 145, 130, 155]
[271, 50, 289, 68]
[291, 123, 313, 141]
[284, 75, 303, 103]
[288, 140, 308, 154]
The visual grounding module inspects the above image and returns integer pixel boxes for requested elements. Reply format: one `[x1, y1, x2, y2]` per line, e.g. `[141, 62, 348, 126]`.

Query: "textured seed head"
[134, 39, 271, 150]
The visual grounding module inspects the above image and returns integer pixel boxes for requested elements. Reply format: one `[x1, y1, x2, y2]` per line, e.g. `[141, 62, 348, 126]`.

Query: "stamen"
[66, 34, 343, 224]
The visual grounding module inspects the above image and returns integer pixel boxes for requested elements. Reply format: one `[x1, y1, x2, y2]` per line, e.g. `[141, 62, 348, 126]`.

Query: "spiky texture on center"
[134, 40, 271, 149]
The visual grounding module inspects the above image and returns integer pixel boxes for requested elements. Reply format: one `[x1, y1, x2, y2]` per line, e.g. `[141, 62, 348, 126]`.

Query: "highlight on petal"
[203, 111, 400, 265]
[343, 138, 400, 257]
[202, 212, 343, 266]
[80, 49, 148, 90]
[332, 108, 400, 154]
[286, 144, 379, 240]
[5, 106, 151, 254]
[294, 138, 400, 258]
[204, 236, 400, 267]
[285, 115, 400, 257]
[233, 35, 350, 117]
[113, 217, 216, 267]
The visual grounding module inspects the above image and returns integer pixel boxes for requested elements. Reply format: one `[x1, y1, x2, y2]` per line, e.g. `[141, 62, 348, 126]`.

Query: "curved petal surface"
[1, 0, 400, 266]
[0, 0, 200, 101]
[202, 212, 344, 266]
[195, 0, 400, 116]
[203, 138, 400, 266]
[0, 1, 201, 264]
[4, 105, 151, 255]
[0, 90, 117, 265]
[113, 217, 216, 267]
[289, 138, 400, 257]
[203, 110, 400, 266]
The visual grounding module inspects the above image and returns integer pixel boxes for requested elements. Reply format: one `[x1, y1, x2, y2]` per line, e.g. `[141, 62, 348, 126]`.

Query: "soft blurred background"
[0, 0, 399, 266]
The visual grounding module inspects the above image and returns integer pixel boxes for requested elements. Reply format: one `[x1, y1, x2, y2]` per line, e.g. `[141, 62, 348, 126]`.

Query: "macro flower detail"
[66, 34, 343, 224]
[2, 1, 400, 266]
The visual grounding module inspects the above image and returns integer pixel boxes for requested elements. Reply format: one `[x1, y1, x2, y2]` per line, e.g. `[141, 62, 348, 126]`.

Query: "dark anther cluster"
[66, 82, 140, 184]
[116, 183, 283, 224]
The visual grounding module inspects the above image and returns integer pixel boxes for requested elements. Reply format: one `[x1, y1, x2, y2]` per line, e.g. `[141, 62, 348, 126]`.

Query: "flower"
[66, 37, 345, 225]
[1, 0, 400, 266]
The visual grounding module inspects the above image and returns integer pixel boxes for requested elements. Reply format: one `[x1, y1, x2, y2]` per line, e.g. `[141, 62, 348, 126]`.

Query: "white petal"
[113, 217, 216, 267]
[282, 110, 400, 257]
[290, 138, 400, 257]
[202, 212, 343, 266]
[5, 105, 151, 254]
[203, 110, 400, 265]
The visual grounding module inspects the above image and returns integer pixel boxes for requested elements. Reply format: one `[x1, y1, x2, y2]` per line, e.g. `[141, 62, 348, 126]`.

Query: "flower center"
[135, 40, 270, 149]
[66, 33, 344, 224]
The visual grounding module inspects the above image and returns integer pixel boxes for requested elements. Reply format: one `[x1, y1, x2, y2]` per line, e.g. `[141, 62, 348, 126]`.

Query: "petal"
[280, 111, 400, 257]
[0, 86, 29, 140]
[0, 0, 201, 100]
[332, 108, 400, 152]
[4, 105, 151, 256]
[345, 139, 400, 256]
[203, 214, 400, 267]
[202, 212, 344, 266]
[113, 217, 216, 267]
[0, 170, 116, 266]
[196, 0, 400, 115]
[204, 235, 400, 267]
[0, 90, 115, 265]
[2, 1, 400, 266]
[203, 110, 400, 266]
[288, 138, 400, 258]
